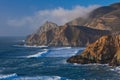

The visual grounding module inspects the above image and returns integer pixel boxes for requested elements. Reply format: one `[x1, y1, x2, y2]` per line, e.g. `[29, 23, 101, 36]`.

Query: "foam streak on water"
[14, 76, 70, 80]
[0, 73, 70, 80]
[27, 49, 49, 58]
[26, 47, 84, 58]
[110, 66, 120, 73]
[0, 73, 17, 80]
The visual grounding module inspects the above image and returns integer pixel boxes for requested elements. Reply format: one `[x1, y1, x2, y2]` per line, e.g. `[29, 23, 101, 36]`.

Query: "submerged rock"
[67, 35, 120, 66]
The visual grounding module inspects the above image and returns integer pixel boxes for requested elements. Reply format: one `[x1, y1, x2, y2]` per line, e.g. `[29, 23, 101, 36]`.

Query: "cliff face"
[25, 21, 58, 46]
[67, 3, 120, 32]
[67, 35, 120, 66]
[25, 25, 110, 47]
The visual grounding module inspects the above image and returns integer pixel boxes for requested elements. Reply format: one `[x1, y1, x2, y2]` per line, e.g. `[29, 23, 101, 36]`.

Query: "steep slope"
[67, 34, 120, 66]
[26, 21, 58, 45]
[67, 2, 120, 32]
[36, 21, 58, 35]
[25, 25, 110, 47]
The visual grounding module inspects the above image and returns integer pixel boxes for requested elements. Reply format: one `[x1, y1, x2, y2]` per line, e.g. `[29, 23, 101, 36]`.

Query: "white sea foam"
[0, 73, 17, 80]
[45, 47, 84, 57]
[0, 74, 70, 80]
[73, 63, 108, 66]
[52, 47, 71, 50]
[21, 40, 25, 42]
[110, 66, 120, 73]
[13, 44, 48, 48]
[27, 47, 85, 58]
[27, 49, 49, 58]
[23, 44, 48, 48]
[14, 76, 70, 80]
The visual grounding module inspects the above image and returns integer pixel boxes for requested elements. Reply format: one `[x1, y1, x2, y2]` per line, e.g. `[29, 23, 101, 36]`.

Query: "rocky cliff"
[25, 24, 110, 47]
[67, 3, 120, 32]
[67, 34, 120, 66]
[25, 21, 58, 46]
[36, 21, 58, 35]
[25, 2, 119, 47]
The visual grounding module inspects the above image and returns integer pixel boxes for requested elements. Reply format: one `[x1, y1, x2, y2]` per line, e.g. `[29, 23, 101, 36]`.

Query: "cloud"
[7, 5, 100, 30]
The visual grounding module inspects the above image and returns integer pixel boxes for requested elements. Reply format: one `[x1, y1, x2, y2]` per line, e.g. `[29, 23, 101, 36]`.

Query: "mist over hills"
[26, 2, 120, 47]
[67, 2, 120, 33]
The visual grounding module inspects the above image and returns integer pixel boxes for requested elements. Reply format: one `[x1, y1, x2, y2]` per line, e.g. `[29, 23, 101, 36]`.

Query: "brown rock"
[25, 25, 110, 47]
[67, 35, 120, 66]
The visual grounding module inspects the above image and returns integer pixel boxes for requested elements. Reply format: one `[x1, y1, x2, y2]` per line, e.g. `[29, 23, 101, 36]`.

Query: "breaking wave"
[0, 73, 70, 80]
[27, 49, 49, 58]
[0, 73, 17, 80]
[14, 76, 70, 80]
[13, 44, 48, 48]
[27, 47, 84, 58]
[110, 66, 120, 73]
[23, 44, 48, 48]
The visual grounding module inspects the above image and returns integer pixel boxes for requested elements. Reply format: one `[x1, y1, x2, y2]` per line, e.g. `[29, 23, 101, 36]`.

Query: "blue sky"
[0, 0, 119, 36]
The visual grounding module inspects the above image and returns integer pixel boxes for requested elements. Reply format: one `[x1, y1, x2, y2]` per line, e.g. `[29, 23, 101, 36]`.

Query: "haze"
[0, 0, 119, 36]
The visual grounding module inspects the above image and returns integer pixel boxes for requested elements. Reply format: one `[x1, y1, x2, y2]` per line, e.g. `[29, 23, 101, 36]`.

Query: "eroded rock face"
[25, 21, 58, 46]
[67, 35, 120, 66]
[25, 25, 110, 47]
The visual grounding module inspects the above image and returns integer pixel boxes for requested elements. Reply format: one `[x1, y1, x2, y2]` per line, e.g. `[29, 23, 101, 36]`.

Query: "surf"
[0, 73, 17, 80]
[27, 47, 84, 58]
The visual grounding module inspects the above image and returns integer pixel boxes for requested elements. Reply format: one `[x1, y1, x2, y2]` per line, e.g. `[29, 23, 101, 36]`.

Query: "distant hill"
[25, 2, 120, 47]
[67, 2, 120, 33]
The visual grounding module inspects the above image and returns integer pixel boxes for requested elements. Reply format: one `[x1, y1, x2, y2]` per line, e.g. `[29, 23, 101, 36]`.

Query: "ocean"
[0, 37, 120, 80]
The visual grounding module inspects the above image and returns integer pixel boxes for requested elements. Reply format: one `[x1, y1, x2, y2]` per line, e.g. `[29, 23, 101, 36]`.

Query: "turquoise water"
[0, 37, 120, 80]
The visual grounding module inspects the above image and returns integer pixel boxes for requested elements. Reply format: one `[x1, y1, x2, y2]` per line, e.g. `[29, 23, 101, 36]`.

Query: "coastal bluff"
[67, 35, 120, 66]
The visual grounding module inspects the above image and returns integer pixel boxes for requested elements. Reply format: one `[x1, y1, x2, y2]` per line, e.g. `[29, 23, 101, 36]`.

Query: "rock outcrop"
[25, 21, 58, 46]
[67, 35, 120, 66]
[25, 25, 110, 47]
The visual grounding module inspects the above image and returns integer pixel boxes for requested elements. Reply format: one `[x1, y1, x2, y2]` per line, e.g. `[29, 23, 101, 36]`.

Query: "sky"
[0, 0, 119, 36]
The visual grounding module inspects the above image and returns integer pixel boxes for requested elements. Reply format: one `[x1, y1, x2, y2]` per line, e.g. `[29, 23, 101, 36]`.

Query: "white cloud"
[7, 5, 100, 30]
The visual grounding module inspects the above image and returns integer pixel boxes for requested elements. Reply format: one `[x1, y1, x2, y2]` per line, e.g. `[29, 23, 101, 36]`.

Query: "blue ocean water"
[0, 37, 120, 80]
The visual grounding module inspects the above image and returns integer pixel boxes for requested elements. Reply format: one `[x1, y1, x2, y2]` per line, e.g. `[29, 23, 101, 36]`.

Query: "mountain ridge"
[25, 2, 120, 47]
[67, 2, 120, 32]
[25, 24, 110, 47]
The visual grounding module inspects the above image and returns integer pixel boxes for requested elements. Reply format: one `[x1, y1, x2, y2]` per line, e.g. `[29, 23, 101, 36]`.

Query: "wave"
[46, 47, 84, 57]
[27, 49, 49, 58]
[13, 44, 48, 48]
[0, 73, 17, 80]
[51, 47, 71, 50]
[23, 44, 48, 48]
[73, 63, 108, 66]
[27, 47, 85, 58]
[13, 76, 70, 80]
[0, 74, 71, 80]
[110, 66, 120, 73]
